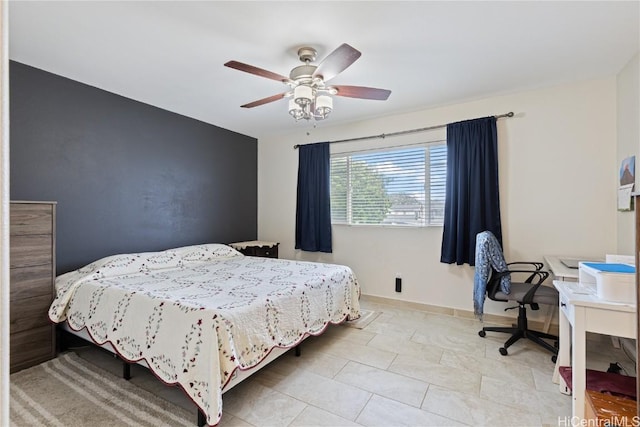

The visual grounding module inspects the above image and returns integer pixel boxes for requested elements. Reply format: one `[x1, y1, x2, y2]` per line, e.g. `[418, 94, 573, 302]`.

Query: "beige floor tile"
[319, 324, 376, 346]
[411, 327, 487, 354]
[357, 394, 466, 426]
[482, 338, 557, 374]
[389, 354, 482, 395]
[479, 374, 572, 420]
[221, 381, 307, 426]
[218, 413, 255, 427]
[439, 349, 536, 389]
[359, 318, 417, 340]
[259, 368, 371, 421]
[372, 310, 437, 333]
[421, 312, 481, 334]
[531, 366, 563, 393]
[335, 361, 429, 407]
[263, 346, 350, 380]
[422, 384, 542, 426]
[303, 334, 397, 370]
[535, 389, 572, 425]
[366, 333, 443, 364]
[289, 405, 361, 427]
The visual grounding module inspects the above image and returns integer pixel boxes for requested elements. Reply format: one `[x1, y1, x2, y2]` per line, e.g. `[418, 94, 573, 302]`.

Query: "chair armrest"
[520, 271, 551, 304]
[506, 269, 549, 284]
[507, 261, 544, 271]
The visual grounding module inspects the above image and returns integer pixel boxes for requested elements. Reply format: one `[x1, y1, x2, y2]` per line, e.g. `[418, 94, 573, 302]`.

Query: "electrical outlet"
[395, 277, 402, 292]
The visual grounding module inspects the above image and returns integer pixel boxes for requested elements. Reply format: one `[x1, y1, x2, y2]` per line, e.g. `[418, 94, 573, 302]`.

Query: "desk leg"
[571, 306, 586, 421]
[553, 300, 571, 387]
[543, 303, 554, 333]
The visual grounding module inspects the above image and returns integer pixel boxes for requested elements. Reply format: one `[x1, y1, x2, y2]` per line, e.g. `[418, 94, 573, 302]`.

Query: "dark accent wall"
[10, 61, 257, 273]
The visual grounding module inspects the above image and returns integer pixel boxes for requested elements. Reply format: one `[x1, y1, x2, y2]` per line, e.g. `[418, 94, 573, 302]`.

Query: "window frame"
[329, 140, 446, 228]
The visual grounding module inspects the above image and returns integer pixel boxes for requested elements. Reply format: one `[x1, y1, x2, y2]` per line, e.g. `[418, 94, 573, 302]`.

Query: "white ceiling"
[8, 1, 640, 140]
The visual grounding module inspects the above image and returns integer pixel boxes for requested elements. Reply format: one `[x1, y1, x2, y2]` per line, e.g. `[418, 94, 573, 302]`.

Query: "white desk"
[544, 255, 603, 281]
[553, 280, 636, 420]
[543, 256, 603, 333]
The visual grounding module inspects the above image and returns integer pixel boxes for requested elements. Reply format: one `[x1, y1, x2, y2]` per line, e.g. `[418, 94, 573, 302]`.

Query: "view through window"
[330, 143, 446, 226]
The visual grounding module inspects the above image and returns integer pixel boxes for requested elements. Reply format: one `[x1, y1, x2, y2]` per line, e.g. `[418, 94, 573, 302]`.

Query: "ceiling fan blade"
[313, 44, 361, 82]
[224, 60, 289, 82]
[240, 93, 287, 108]
[332, 85, 391, 100]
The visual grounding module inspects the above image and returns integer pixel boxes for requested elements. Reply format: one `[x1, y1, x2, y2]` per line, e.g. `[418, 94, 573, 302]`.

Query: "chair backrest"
[485, 267, 510, 301]
[475, 230, 511, 300]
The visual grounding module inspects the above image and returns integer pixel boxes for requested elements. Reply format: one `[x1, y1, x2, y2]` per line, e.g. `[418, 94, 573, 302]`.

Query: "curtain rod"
[293, 111, 514, 149]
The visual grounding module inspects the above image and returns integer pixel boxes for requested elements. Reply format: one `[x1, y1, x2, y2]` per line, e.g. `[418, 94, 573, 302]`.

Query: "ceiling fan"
[224, 43, 391, 121]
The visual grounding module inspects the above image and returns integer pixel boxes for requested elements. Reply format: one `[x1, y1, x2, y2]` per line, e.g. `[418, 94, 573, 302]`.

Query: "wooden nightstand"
[230, 241, 279, 258]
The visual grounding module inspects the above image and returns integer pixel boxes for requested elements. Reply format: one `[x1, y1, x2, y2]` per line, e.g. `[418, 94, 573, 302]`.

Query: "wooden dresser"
[10, 201, 56, 373]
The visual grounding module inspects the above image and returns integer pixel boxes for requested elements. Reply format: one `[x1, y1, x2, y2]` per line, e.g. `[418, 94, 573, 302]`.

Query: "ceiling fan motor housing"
[290, 64, 317, 82]
[297, 47, 317, 63]
[291, 47, 320, 83]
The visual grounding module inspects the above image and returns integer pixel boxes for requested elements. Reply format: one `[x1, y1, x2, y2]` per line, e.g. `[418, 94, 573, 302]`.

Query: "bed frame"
[58, 322, 304, 426]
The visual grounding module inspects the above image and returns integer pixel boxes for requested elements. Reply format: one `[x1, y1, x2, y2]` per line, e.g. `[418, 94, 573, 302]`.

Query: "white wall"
[616, 53, 640, 255]
[258, 78, 618, 320]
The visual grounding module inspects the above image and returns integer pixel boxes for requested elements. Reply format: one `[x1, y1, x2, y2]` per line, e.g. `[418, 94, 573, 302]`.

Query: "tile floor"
[75, 298, 636, 427]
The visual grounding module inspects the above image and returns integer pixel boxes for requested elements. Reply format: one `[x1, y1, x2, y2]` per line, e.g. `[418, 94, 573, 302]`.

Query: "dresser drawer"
[10, 203, 53, 235]
[10, 264, 53, 300]
[246, 245, 278, 258]
[10, 324, 55, 373]
[10, 294, 54, 334]
[10, 234, 53, 268]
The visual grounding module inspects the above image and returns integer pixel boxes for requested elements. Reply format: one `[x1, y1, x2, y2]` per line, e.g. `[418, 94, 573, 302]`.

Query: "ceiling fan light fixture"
[293, 85, 313, 107]
[288, 99, 305, 120]
[314, 95, 333, 120]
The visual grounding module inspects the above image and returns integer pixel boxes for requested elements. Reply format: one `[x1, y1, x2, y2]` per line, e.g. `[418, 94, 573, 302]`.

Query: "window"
[330, 142, 446, 227]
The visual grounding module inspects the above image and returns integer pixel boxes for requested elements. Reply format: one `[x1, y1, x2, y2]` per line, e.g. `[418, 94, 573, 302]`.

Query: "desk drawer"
[559, 294, 574, 320]
[585, 308, 636, 338]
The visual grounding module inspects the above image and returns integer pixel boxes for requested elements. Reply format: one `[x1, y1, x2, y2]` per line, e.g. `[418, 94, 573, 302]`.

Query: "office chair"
[475, 231, 559, 361]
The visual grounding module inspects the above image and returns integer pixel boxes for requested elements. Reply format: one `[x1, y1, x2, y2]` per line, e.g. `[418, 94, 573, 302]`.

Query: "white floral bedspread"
[48, 244, 360, 426]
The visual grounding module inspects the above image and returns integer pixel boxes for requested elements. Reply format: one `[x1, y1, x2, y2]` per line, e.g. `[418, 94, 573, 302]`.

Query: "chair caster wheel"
[551, 355, 557, 363]
[478, 330, 486, 338]
[499, 347, 508, 356]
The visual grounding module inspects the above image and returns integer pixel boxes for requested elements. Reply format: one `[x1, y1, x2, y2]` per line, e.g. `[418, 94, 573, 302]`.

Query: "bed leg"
[56, 327, 64, 354]
[197, 408, 206, 427]
[122, 360, 131, 380]
[295, 345, 301, 357]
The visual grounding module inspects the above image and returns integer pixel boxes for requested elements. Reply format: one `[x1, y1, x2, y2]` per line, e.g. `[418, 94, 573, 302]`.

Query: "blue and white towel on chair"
[473, 231, 510, 320]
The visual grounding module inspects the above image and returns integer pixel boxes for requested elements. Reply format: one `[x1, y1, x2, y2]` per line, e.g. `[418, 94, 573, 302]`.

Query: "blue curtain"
[295, 142, 332, 252]
[440, 117, 502, 266]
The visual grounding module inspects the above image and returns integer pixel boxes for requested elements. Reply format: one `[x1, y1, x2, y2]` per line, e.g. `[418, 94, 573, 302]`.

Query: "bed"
[48, 243, 361, 426]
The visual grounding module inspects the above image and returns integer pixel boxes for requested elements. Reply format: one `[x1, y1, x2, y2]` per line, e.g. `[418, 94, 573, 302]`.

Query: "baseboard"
[360, 294, 559, 336]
